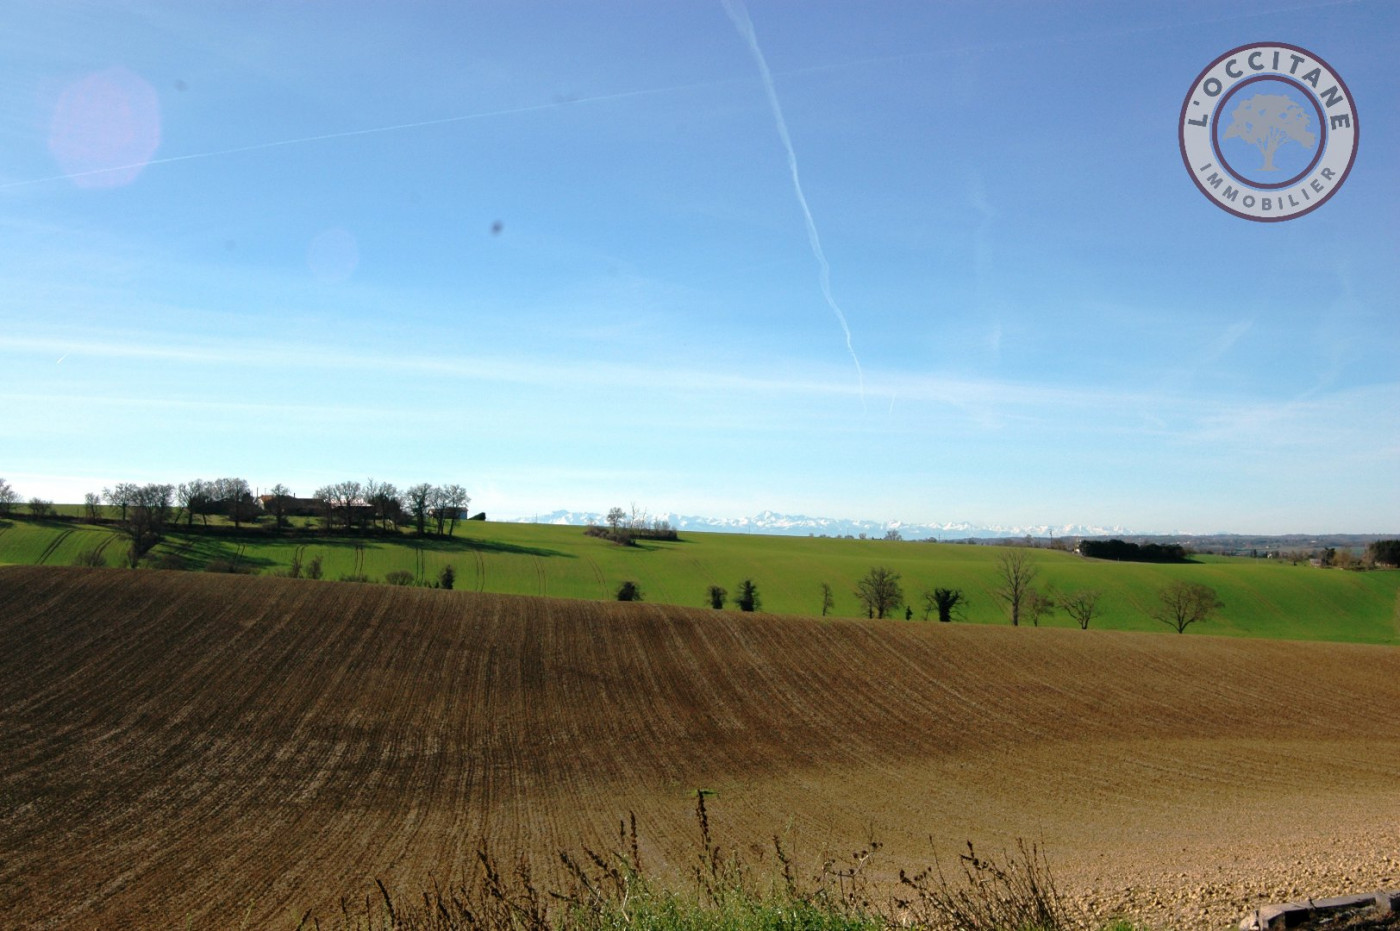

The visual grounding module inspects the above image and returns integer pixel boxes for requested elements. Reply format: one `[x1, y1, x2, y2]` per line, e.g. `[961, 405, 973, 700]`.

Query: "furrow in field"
[583, 555, 608, 598]
[2, 567, 1398, 930]
[32, 528, 73, 565]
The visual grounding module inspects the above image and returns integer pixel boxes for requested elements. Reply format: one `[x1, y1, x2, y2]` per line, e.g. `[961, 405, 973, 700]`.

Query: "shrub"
[616, 580, 643, 602]
[439, 564, 456, 590]
[306, 555, 324, 580]
[706, 584, 727, 609]
[385, 570, 415, 586]
[735, 579, 760, 612]
[585, 524, 636, 547]
[896, 839, 1085, 931]
[924, 587, 967, 623]
[310, 799, 1097, 931]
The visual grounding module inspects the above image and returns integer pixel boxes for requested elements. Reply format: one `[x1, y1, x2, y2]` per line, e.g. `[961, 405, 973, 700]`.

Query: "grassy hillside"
[1, 566, 1398, 929]
[2, 515, 1396, 643]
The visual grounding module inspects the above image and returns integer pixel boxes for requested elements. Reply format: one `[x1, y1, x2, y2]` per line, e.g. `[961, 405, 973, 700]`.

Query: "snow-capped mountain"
[510, 509, 1130, 540]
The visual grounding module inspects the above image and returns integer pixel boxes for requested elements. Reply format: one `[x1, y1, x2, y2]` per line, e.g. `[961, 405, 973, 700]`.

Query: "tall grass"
[305, 798, 1125, 931]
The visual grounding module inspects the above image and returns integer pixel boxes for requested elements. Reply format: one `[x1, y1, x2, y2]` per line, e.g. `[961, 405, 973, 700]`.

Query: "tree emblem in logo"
[1179, 43, 1358, 221]
[1222, 94, 1316, 172]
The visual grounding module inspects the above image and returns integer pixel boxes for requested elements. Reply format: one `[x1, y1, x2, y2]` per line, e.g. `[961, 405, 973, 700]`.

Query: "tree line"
[96, 478, 474, 537]
[0, 476, 475, 569]
[586, 505, 678, 546]
[1076, 539, 1188, 563]
[778, 552, 1223, 633]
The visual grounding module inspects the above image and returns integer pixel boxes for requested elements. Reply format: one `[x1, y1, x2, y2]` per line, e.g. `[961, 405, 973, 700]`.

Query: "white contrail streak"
[0, 77, 740, 191]
[721, 0, 865, 402]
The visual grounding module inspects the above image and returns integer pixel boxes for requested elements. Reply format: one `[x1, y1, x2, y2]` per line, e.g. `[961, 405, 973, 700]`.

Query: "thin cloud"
[0, 75, 747, 191]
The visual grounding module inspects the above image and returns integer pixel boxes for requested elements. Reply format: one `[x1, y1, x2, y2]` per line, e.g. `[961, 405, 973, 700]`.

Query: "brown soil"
[1, 566, 1397, 929]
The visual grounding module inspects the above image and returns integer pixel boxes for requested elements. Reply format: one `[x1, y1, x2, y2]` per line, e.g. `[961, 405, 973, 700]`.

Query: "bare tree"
[266, 483, 293, 530]
[1059, 589, 1104, 630]
[177, 479, 211, 528]
[104, 482, 139, 522]
[442, 484, 470, 536]
[83, 492, 102, 522]
[923, 587, 966, 623]
[0, 478, 18, 516]
[1151, 581, 1223, 634]
[123, 483, 174, 567]
[331, 480, 363, 531]
[1024, 588, 1057, 627]
[428, 485, 452, 535]
[992, 549, 1038, 626]
[362, 478, 385, 529]
[855, 566, 904, 619]
[599, 505, 635, 544]
[367, 481, 401, 531]
[211, 477, 254, 528]
[313, 484, 338, 531]
[405, 483, 432, 536]
[820, 582, 834, 616]
[27, 498, 55, 519]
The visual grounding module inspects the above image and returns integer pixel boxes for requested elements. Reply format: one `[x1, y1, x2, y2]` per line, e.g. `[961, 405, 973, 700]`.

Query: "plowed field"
[2, 566, 1398, 929]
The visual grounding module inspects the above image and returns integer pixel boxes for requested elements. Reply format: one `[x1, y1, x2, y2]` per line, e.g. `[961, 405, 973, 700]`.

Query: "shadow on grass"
[310, 535, 574, 560]
[161, 530, 575, 564]
[445, 538, 574, 558]
[160, 535, 278, 571]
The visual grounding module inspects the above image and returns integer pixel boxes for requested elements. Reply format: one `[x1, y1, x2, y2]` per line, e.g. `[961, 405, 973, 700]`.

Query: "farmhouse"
[256, 494, 323, 517]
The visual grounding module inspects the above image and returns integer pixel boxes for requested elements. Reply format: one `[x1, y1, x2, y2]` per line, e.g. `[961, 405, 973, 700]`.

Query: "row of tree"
[0, 476, 475, 569]
[95, 478, 473, 537]
[813, 555, 1221, 633]
[588, 505, 678, 546]
[701, 580, 761, 612]
[305, 480, 471, 536]
[1366, 540, 1400, 567]
[1077, 539, 1188, 563]
[0, 478, 54, 518]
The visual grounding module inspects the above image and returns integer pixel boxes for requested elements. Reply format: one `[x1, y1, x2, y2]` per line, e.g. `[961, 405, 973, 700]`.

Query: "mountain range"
[509, 509, 1131, 541]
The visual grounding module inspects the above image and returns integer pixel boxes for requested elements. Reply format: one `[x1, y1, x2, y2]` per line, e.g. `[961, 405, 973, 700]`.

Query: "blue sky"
[2, 1, 1396, 533]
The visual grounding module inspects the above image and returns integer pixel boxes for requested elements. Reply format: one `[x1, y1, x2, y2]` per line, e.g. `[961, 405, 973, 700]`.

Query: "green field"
[2, 516, 1397, 643]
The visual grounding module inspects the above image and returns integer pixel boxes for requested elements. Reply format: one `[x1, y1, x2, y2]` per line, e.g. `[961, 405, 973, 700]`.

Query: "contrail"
[0, 77, 742, 191]
[721, 0, 865, 402]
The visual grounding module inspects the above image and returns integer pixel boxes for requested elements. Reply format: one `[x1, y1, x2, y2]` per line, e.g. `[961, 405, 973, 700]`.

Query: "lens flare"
[48, 67, 162, 189]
